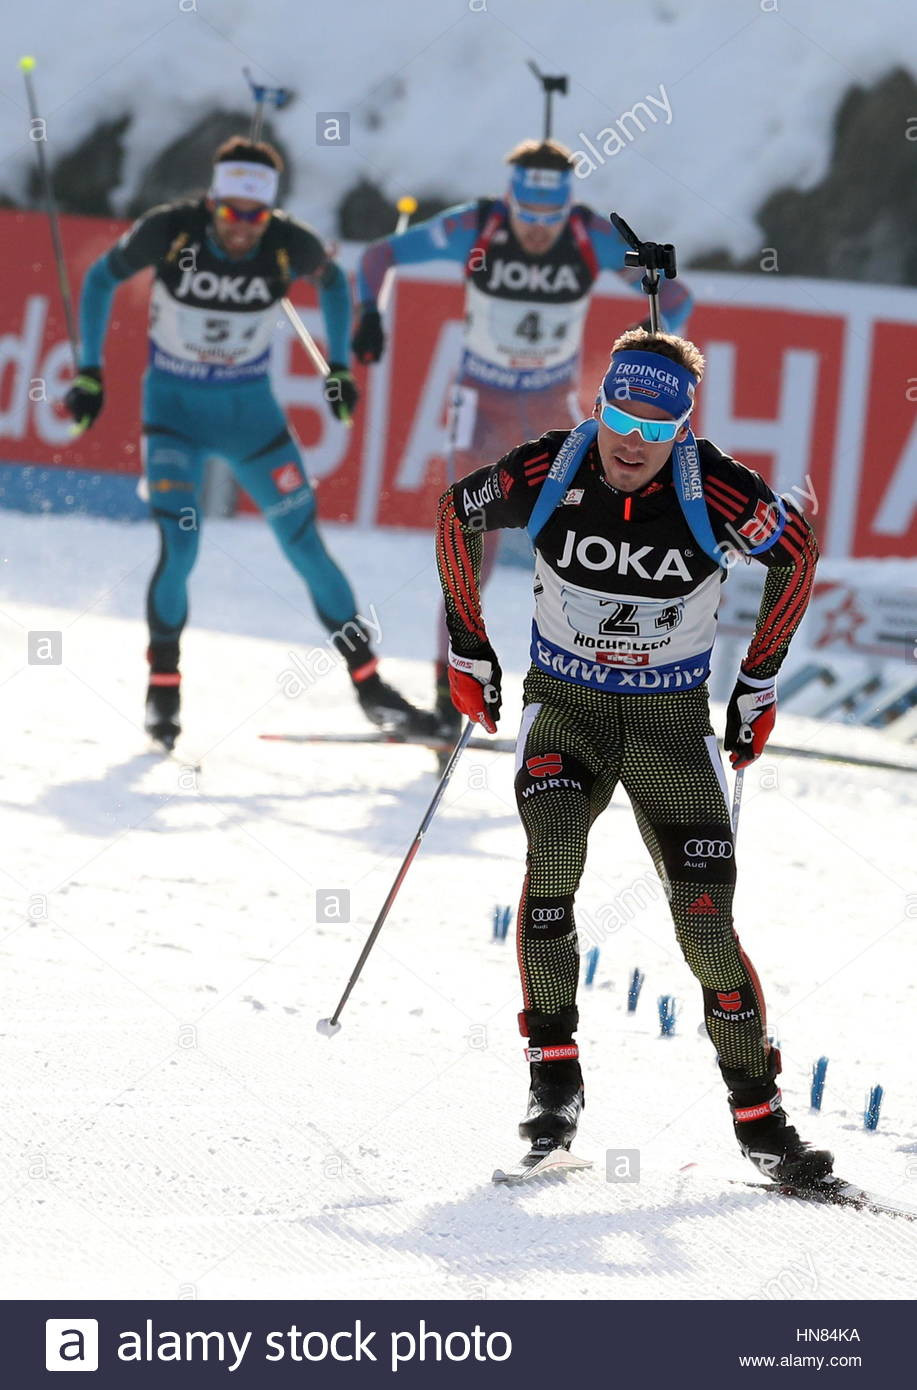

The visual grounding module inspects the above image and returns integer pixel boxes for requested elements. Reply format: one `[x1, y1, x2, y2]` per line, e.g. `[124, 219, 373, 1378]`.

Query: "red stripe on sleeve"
[437, 494, 487, 642]
[435, 497, 474, 631]
[704, 478, 746, 517]
[771, 512, 808, 562]
[706, 496, 739, 520]
[748, 565, 805, 658]
[705, 472, 747, 504]
[747, 572, 812, 666]
[744, 538, 817, 668]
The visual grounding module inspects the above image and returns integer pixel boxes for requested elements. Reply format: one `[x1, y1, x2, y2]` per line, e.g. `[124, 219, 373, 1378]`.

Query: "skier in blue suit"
[353, 137, 693, 735]
[66, 136, 434, 748]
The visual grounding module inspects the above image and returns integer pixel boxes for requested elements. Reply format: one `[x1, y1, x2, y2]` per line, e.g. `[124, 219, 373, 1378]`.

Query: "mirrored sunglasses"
[600, 401, 691, 443]
[214, 201, 272, 226]
[510, 196, 569, 227]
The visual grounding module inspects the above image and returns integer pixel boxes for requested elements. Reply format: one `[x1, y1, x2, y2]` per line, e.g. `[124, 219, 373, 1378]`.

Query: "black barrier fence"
[4, 1299, 904, 1384]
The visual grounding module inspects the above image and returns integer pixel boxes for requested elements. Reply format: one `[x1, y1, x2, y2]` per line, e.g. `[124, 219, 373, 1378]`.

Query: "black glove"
[351, 307, 385, 364]
[447, 641, 502, 733]
[63, 366, 104, 431]
[724, 671, 777, 769]
[324, 363, 359, 423]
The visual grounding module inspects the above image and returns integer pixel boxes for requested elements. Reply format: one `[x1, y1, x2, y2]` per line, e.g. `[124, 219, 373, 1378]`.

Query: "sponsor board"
[717, 567, 917, 664]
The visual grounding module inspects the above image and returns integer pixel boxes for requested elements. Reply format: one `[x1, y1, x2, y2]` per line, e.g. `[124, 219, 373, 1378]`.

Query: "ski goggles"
[213, 201, 272, 226]
[509, 195, 570, 227]
[599, 399, 691, 442]
[508, 165, 571, 225]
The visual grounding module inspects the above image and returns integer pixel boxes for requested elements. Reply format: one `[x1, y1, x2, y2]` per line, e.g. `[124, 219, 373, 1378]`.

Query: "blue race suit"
[356, 198, 695, 665]
[79, 198, 360, 650]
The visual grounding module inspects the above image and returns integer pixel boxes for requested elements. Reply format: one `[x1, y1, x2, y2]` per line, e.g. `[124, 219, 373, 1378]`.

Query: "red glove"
[448, 644, 502, 733]
[724, 672, 777, 769]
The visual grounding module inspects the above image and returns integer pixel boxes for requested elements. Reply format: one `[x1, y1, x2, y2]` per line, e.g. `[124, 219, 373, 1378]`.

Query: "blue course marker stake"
[864, 1084, 883, 1131]
[658, 995, 677, 1037]
[584, 946, 600, 987]
[492, 905, 511, 941]
[627, 968, 645, 1013]
[810, 1056, 829, 1111]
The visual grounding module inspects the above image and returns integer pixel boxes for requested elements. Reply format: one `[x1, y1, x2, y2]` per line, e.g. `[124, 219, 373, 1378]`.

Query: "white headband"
[210, 160, 279, 205]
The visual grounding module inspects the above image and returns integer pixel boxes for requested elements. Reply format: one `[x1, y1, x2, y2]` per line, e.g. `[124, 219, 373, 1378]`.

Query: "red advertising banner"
[1, 209, 915, 557]
[0, 211, 147, 472]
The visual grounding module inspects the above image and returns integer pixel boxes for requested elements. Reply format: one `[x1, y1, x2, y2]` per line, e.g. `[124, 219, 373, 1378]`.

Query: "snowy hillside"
[2, 0, 916, 257]
[1, 513, 915, 1299]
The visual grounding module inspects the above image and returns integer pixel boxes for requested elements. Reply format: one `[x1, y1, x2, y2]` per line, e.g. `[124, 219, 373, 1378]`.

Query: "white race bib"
[149, 281, 277, 366]
[534, 561, 722, 670]
[464, 281, 588, 372]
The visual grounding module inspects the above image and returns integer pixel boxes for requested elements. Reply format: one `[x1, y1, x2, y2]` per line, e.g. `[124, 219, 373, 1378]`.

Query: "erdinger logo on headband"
[602, 350, 697, 420]
[616, 363, 681, 382]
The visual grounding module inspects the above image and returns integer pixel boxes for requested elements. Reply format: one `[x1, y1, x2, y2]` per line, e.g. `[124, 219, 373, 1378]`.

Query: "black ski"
[259, 730, 915, 774]
[733, 1175, 917, 1221]
[260, 730, 516, 754]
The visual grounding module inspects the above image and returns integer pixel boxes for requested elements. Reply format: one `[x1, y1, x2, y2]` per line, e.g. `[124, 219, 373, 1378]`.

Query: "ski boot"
[332, 619, 438, 736]
[349, 663, 439, 737]
[519, 1008, 584, 1149]
[144, 641, 181, 750]
[725, 1051, 833, 1187]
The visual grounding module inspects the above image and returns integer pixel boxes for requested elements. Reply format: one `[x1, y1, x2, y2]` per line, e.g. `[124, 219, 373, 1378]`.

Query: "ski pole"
[19, 56, 87, 432]
[376, 195, 418, 315]
[731, 767, 744, 840]
[280, 298, 353, 428]
[317, 720, 476, 1036]
[240, 74, 334, 421]
[731, 708, 766, 839]
[19, 57, 78, 364]
[281, 298, 331, 375]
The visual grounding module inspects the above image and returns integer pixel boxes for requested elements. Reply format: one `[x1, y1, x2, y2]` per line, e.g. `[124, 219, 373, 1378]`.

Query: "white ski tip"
[316, 1017, 341, 1037]
[493, 1149, 593, 1185]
